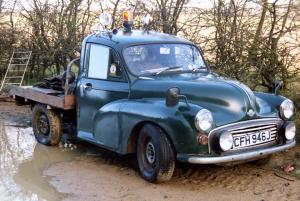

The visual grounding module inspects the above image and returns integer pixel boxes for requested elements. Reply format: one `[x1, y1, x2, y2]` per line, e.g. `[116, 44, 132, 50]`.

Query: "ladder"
[0, 50, 32, 91]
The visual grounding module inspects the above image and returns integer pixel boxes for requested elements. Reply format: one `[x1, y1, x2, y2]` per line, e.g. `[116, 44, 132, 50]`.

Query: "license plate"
[233, 130, 272, 149]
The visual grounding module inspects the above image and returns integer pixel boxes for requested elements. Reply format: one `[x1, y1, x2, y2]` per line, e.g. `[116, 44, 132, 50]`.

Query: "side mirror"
[166, 87, 180, 107]
[208, 64, 216, 69]
[274, 80, 282, 96]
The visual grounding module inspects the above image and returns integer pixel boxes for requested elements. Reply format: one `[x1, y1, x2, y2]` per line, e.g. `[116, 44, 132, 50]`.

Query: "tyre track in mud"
[44, 144, 300, 201]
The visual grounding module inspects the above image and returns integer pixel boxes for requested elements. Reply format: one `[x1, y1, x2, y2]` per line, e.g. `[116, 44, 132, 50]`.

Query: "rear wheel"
[137, 124, 175, 183]
[32, 104, 62, 146]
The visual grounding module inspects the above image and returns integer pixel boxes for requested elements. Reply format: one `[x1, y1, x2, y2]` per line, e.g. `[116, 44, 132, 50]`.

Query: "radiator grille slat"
[230, 124, 277, 134]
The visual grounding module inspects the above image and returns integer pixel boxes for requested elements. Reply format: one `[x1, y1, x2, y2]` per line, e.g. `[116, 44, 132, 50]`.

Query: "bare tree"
[247, 0, 299, 92]
[196, 0, 300, 93]
[20, 0, 94, 78]
[0, 0, 19, 79]
[0, 0, 299, 97]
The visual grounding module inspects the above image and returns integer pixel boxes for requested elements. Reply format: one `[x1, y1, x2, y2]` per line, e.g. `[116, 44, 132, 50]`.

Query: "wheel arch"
[118, 99, 205, 155]
[127, 120, 177, 155]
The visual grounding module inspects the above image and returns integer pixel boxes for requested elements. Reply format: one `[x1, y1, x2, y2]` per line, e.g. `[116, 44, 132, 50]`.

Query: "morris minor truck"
[9, 14, 296, 183]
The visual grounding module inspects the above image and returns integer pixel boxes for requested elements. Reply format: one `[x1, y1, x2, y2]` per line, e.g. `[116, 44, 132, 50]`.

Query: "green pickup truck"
[9, 21, 296, 183]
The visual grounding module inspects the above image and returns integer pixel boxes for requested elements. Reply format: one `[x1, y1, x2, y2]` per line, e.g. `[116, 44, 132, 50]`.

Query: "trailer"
[8, 58, 78, 147]
[8, 58, 78, 110]
[9, 85, 75, 110]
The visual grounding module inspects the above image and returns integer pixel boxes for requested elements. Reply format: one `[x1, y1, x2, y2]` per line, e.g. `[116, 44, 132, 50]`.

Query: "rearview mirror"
[166, 87, 180, 107]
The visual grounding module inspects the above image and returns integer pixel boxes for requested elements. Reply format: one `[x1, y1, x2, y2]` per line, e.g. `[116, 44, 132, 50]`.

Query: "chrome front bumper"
[185, 141, 296, 164]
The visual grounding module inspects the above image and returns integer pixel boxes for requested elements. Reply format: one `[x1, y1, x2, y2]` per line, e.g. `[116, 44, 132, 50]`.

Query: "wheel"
[32, 104, 62, 146]
[137, 124, 175, 183]
[251, 155, 272, 166]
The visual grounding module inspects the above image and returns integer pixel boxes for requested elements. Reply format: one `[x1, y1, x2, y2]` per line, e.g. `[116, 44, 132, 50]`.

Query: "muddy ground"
[0, 101, 300, 201]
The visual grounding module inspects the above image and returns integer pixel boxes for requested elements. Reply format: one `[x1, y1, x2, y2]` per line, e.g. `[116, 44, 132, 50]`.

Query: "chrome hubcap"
[145, 142, 155, 164]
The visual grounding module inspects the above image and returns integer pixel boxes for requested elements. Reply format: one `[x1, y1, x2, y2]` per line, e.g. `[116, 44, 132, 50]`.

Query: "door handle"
[83, 83, 92, 90]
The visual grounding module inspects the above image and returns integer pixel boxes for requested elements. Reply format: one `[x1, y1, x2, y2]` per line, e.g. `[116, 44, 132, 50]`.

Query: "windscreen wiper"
[155, 66, 183, 75]
[190, 66, 207, 72]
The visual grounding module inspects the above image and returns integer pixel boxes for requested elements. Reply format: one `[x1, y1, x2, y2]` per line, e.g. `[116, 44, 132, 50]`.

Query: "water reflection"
[0, 121, 79, 201]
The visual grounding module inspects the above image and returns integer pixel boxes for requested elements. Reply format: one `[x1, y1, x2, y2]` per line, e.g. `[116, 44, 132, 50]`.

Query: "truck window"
[86, 44, 124, 81]
[108, 50, 123, 79]
[123, 44, 207, 76]
[88, 44, 110, 79]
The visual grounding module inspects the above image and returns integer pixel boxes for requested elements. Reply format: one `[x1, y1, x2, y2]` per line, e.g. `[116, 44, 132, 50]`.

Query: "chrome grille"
[207, 118, 283, 153]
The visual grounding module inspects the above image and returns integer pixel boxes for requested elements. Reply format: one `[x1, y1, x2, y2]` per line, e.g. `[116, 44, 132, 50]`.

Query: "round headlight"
[285, 122, 296, 140]
[195, 109, 213, 132]
[219, 131, 233, 151]
[280, 99, 294, 119]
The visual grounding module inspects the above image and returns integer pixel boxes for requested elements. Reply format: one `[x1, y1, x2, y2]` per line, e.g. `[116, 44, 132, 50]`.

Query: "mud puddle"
[0, 120, 81, 201]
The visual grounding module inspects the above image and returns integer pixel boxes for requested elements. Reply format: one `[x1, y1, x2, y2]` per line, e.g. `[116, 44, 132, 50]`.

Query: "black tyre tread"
[48, 109, 62, 145]
[32, 104, 62, 146]
[137, 124, 175, 183]
[156, 129, 175, 182]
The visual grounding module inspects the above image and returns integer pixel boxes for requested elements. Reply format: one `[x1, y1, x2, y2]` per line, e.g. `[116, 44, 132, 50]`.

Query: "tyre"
[137, 124, 175, 183]
[32, 104, 62, 146]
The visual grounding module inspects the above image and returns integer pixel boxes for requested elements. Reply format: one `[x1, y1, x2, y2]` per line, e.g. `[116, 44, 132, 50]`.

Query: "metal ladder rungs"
[5, 76, 23, 79]
[10, 66, 27, 69]
[13, 57, 30, 60]
[0, 50, 32, 91]
[14, 51, 31, 54]
[7, 70, 26, 72]
[5, 83, 21, 85]
[10, 63, 27, 66]
[9, 67, 27, 70]
[8, 70, 24, 73]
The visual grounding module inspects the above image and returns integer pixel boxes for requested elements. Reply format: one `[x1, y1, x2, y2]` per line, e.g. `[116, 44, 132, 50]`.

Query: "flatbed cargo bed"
[8, 85, 76, 110]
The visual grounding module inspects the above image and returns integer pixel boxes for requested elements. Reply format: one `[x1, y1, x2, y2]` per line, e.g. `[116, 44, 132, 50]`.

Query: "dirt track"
[0, 101, 300, 201]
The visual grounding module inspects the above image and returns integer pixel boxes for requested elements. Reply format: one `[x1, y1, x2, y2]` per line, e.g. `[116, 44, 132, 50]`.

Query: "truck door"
[76, 43, 129, 149]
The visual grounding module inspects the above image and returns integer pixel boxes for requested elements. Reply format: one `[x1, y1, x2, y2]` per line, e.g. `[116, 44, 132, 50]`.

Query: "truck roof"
[85, 30, 193, 49]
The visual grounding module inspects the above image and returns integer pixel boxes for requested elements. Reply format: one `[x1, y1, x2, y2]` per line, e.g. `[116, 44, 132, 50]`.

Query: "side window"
[88, 44, 110, 79]
[108, 50, 123, 79]
[192, 46, 205, 67]
[86, 43, 124, 81]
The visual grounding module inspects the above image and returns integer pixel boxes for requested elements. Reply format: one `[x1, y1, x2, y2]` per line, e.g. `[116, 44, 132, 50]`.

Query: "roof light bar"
[123, 11, 133, 32]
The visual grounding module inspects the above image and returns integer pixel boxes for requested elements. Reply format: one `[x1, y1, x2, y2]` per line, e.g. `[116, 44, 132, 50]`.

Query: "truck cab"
[75, 28, 296, 182]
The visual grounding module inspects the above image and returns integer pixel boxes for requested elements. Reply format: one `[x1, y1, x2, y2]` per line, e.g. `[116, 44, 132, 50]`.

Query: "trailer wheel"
[32, 104, 62, 146]
[137, 124, 175, 183]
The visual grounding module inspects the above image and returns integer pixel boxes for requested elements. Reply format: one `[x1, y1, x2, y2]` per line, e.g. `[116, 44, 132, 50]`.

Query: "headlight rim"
[194, 109, 214, 133]
[280, 99, 294, 120]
